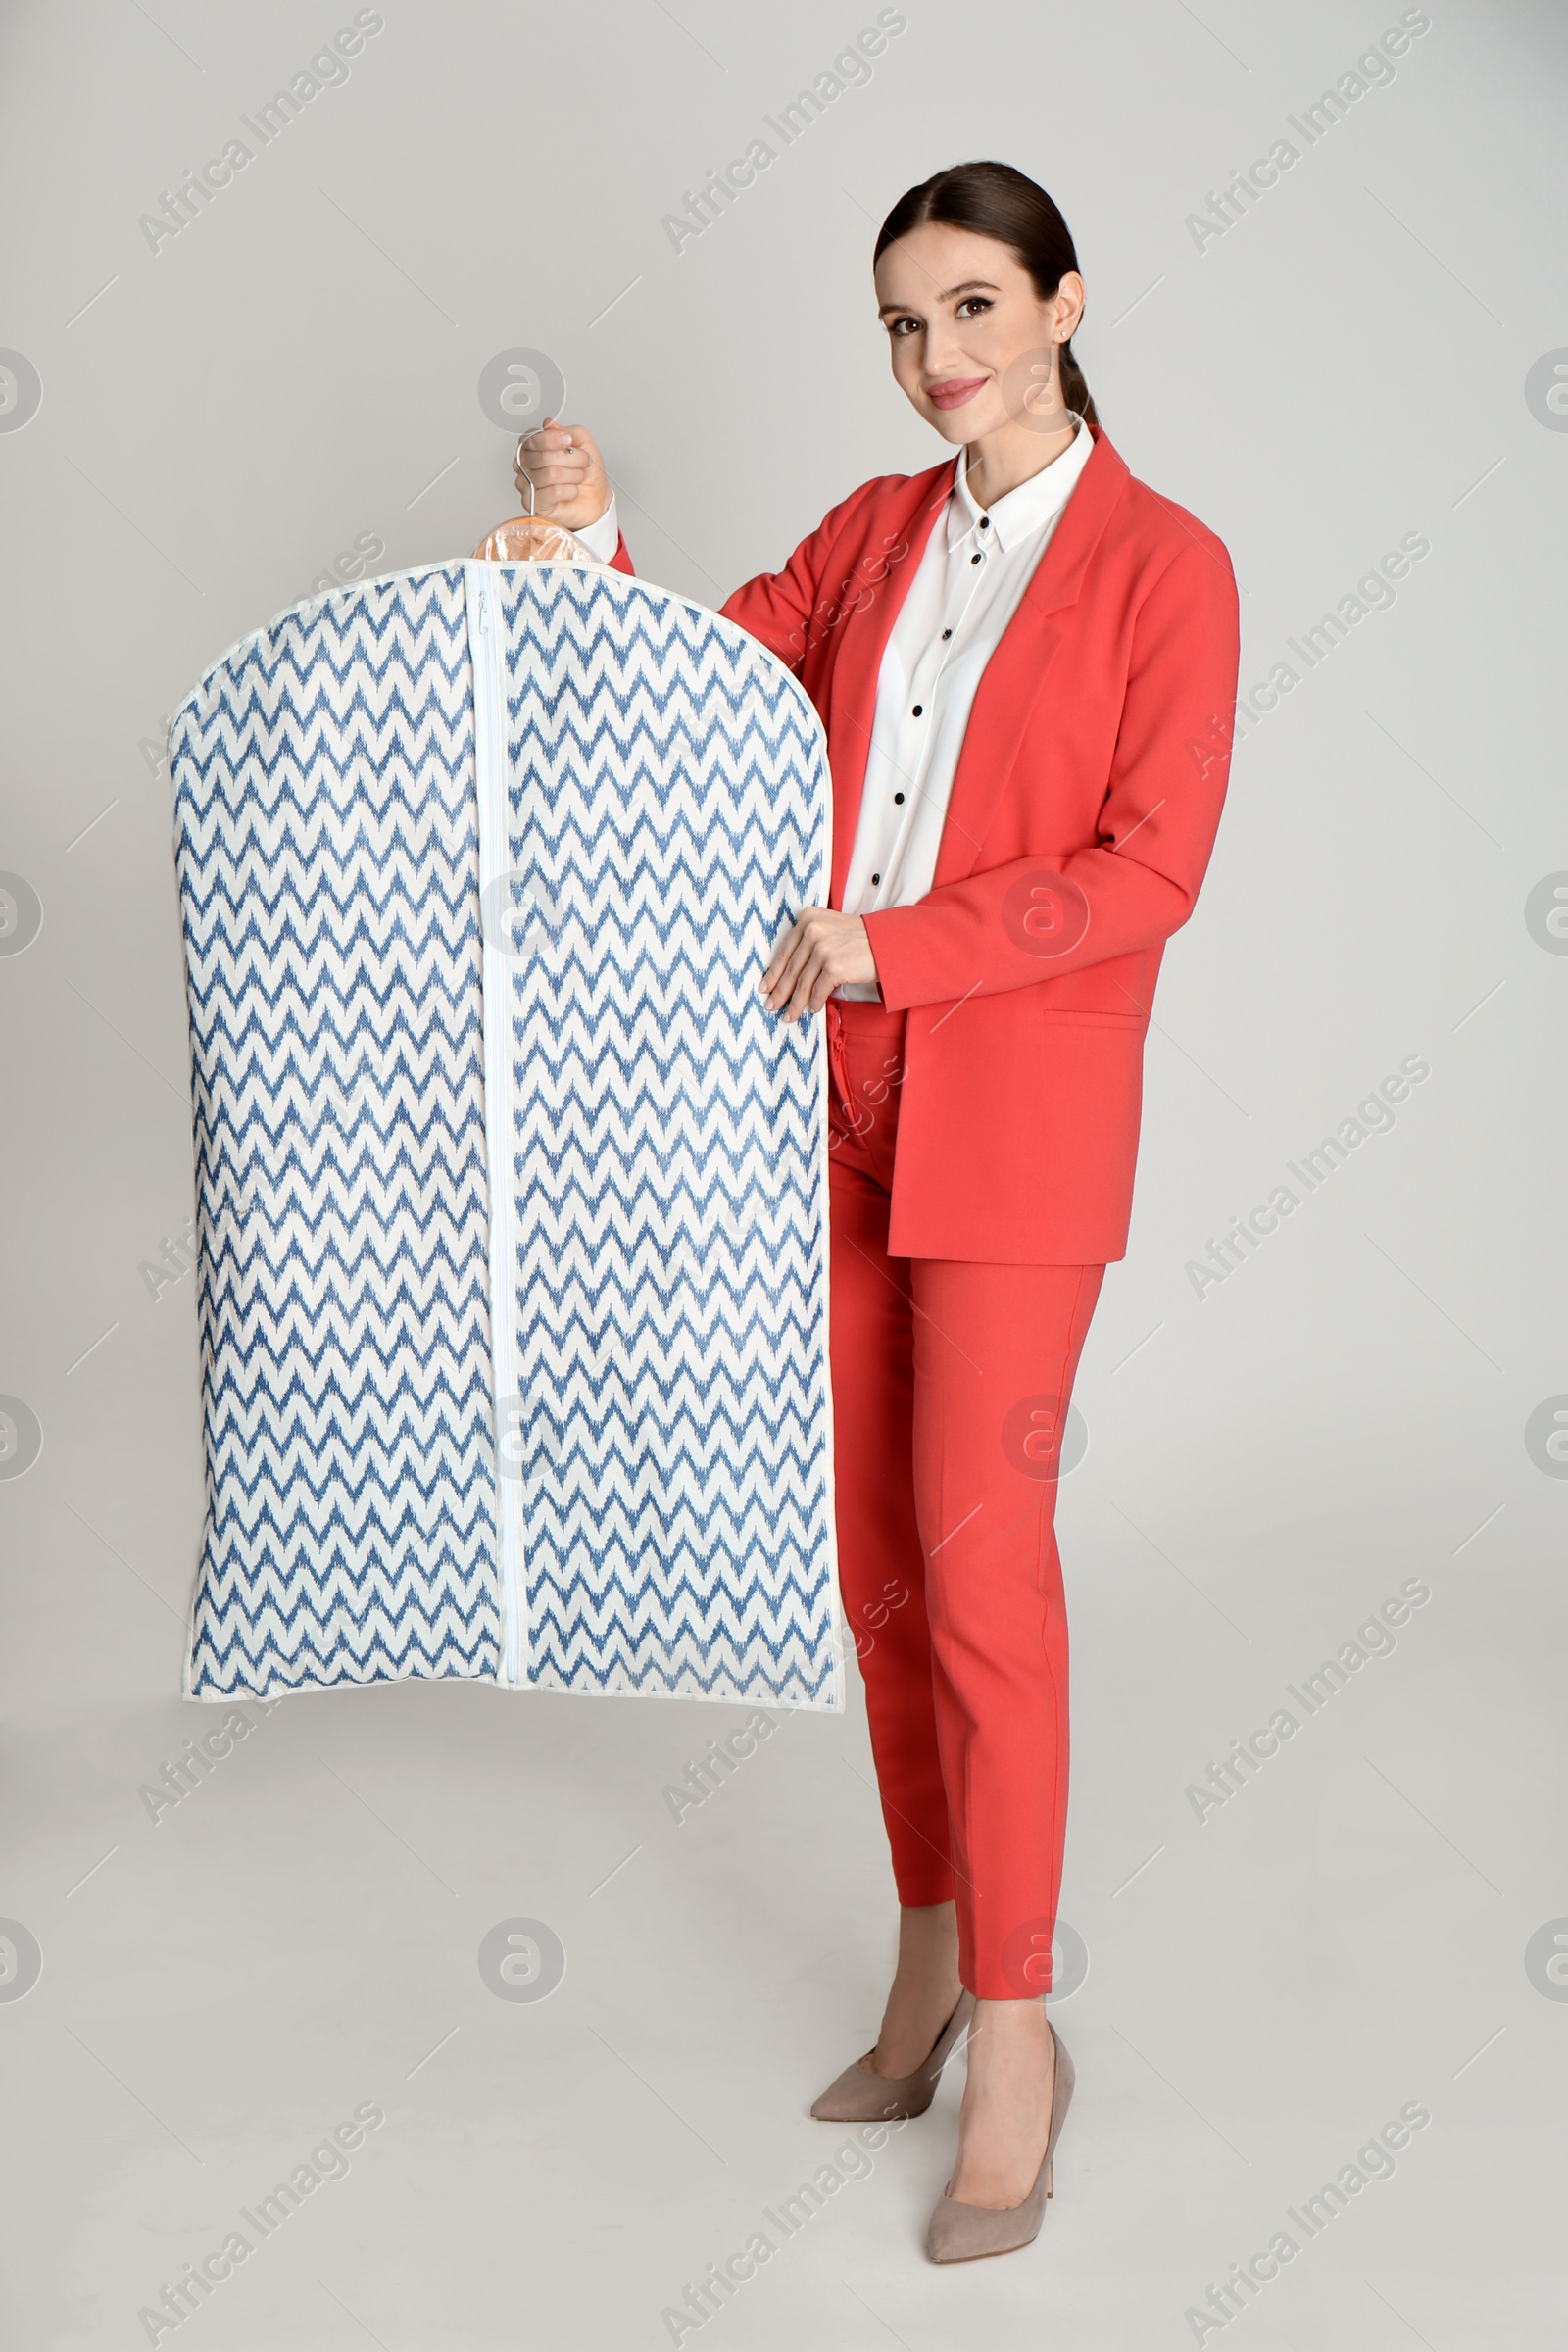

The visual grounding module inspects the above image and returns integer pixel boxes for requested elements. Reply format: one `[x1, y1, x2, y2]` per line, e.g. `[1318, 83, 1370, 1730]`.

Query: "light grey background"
[2, 1, 1564, 2344]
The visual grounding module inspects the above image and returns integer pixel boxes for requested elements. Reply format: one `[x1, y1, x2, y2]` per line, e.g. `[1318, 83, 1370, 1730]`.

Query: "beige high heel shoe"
[925, 2019, 1074, 2262]
[809, 1990, 975, 2123]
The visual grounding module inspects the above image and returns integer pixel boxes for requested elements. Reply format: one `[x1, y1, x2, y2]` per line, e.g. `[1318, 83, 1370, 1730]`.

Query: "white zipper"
[466, 562, 523, 1686]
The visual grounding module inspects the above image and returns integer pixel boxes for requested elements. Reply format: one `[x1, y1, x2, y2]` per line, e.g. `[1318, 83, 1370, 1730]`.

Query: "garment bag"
[170, 556, 840, 1708]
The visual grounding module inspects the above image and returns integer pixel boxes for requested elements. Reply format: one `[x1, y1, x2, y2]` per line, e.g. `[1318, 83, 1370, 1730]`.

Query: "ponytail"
[1056, 344, 1096, 429]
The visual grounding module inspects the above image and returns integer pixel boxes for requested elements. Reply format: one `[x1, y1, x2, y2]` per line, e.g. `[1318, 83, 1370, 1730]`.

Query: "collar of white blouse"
[947, 411, 1093, 556]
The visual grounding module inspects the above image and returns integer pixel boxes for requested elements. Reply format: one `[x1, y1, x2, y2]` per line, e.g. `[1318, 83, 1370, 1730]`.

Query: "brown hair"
[873, 160, 1096, 426]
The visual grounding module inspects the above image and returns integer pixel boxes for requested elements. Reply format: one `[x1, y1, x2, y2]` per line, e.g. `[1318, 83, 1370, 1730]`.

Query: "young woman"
[514, 160, 1239, 2263]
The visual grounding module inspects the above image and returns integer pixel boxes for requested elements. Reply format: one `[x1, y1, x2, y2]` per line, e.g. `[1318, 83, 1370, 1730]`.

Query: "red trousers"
[826, 997, 1104, 1999]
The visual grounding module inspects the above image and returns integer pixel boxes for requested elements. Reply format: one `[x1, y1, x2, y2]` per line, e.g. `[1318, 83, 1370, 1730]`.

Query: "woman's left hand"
[760, 908, 879, 1020]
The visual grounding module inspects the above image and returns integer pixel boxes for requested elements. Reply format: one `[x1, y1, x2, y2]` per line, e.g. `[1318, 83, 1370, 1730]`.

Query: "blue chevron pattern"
[172, 566, 502, 1697]
[485, 568, 838, 1707]
[171, 561, 840, 1709]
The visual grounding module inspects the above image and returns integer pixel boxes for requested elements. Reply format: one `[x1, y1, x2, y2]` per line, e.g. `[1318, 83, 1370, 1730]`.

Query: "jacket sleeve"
[713, 483, 881, 675]
[861, 537, 1241, 1011]
[605, 484, 884, 675]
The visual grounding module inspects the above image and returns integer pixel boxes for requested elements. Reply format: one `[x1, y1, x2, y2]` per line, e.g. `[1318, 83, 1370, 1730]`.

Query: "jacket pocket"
[1030, 948, 1150, 1025]
[1037, 1005, 1146, 1030]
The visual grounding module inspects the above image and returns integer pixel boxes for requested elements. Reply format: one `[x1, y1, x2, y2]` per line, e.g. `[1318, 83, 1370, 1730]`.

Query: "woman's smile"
[926, 373, 989, 409]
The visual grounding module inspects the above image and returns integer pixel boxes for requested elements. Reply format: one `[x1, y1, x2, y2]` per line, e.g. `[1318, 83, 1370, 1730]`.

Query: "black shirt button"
[970, 553, 983, 565]
[941, 627, 953, 640]
[911, 705, 923, 716]
[871, 872, 881, 885]
[979, 516, 990, 529]
[893, 792, 905, 805]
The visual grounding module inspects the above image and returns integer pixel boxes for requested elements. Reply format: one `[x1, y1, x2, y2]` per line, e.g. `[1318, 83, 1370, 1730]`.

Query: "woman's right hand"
[513, 416, 611, 534]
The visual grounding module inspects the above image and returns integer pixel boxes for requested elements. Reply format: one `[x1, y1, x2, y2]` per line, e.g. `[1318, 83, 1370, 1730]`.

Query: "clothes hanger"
[470, 435, 599, 563]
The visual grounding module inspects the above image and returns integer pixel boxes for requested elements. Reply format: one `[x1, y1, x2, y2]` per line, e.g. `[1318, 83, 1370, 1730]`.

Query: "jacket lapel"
[824, 466, 952, 906]
[932, 425, 1130, 888]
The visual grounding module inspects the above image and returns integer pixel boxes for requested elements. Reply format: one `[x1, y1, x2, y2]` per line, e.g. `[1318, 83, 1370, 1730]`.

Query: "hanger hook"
[514, 433, 537, 517]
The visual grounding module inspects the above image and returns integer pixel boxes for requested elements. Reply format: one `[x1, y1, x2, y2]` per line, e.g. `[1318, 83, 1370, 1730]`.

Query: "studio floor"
[3, 1281, 1561, 2349]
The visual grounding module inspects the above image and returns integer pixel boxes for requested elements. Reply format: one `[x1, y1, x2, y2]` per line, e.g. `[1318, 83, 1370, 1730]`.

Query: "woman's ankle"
[961, 1998, 1055, 2082]
[894, 1900, 959, 1971]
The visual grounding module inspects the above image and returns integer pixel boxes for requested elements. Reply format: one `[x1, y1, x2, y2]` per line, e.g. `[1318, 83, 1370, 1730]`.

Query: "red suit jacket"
[608, 423, 1240, 1263]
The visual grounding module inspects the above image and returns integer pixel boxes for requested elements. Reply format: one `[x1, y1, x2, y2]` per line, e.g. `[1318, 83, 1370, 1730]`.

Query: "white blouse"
[573, 416, 1094, 999]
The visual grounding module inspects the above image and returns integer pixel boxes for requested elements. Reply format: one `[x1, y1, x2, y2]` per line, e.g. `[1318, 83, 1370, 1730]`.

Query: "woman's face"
[873, 221, 1084, 443]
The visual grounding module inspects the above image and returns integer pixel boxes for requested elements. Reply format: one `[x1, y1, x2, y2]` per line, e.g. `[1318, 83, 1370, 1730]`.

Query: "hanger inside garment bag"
[470, 433, 602, 563]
